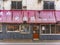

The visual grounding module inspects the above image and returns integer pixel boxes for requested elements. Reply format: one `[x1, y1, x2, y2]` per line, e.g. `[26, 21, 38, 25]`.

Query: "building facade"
[0, 0, 60, 10]
[0, 0, 60, 41]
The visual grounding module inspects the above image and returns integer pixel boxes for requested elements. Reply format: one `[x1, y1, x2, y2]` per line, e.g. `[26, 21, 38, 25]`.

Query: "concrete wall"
[0, 0, 56, 10]
[3, 0, 11, 10]
[0, 0, 3, 10]
[0, 0, 60, 10]
[55, 0, 60, 10]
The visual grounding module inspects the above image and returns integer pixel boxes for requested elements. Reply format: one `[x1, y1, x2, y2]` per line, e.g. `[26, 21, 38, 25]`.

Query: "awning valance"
[55, 11, 60, 22]
[12, 10, 23, 23]
[0, 10, 57, 24]
[36, 11, 56, 23]
[28, 11, 36, 23]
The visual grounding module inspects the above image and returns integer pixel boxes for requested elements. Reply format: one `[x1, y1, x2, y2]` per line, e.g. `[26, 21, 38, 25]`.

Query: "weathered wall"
[2, 24, 33, 39]
[0, 0, 60, 10]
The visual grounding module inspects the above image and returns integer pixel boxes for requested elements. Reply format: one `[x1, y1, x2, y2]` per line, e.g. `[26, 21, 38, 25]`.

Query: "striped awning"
[0, 10, 57, 24]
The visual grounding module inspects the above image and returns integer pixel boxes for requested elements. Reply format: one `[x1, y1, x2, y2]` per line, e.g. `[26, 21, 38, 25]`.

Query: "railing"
[0, 10, 58, 23]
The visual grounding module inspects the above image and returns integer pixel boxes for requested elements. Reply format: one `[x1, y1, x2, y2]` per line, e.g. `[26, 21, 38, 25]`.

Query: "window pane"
[51, 25, 55, 34]
[11, 1, 16, 9]
[41, 25, 46, 34]
[45, 25, 50, 34]
[44, 1, 49, 9]
[50, 2, 54, 9]
[41, 25, 50, 34]
[20, 24, 30, 34]
[56, 25, 60, 34]
[44, 1, 54, 9]
[17, 1, 22, 9]
[7, 24, 19, 32]
[0, 25, 2, 32]
[14, 25, 19, 31]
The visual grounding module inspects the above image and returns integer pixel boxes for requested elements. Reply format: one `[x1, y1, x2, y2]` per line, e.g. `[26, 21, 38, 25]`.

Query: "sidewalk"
[1, 39, 60, 43]
[0, 39, 60, 45]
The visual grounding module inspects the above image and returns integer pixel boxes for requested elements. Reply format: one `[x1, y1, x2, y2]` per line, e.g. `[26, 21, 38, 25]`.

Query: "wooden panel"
[33, 34, 39, 38]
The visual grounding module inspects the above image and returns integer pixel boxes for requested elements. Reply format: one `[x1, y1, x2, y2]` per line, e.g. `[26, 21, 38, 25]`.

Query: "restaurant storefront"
[0, 10, 60, 40]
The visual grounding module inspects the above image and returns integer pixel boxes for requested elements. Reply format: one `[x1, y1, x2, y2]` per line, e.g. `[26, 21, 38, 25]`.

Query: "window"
[56, 25, 60, 34]
[0, 24, 2, 32]
[20, 24, 30, 34]
[51, 25, 56, 34]
[43, 1, 54, 9]
[41, 24, 60, 35]
[41, 25, 50, 34]
[11, 1, 22, 10]
[7, 24, 19, 32]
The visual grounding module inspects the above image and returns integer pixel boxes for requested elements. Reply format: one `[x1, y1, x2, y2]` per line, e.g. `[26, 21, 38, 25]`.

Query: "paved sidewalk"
[2, 39, 60, 43]
[0, 40, 60, 45]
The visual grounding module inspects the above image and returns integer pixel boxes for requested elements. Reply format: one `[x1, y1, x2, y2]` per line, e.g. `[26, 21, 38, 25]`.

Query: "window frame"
[40, 24, 56, 35]
[41, 24, 51, 34]
[40, 24, 60, 35]
[56, 24, 60, 34]
[0, 24, 2, 32]
[19, 24, 30, 34]
[43, 1, 55, 10]
[6, 24, 20, 32]
[11, 1, 22, 10]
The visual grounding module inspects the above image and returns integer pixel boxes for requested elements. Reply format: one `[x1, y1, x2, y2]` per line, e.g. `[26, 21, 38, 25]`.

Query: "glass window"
[17, 1, 22, 9]
[41, 25, 50, 34]
[11, 1, 16, 9]
[44, 1, 54, 9]
[56, 25, 60, 34]
[11, 1, 22, 10]
[41, 24, 60, 34]
[0, 24, 2, 32]
[20, 24, 30, 34]
[7, 24, 19, 32]
[51, 25, 56, 34]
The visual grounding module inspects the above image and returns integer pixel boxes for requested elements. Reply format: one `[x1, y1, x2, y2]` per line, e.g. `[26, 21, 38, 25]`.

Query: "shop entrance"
[32, 25, 40, 40]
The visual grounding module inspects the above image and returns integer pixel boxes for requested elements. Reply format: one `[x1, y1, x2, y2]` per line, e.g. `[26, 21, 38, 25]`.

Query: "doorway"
[32, 25, 40, 40]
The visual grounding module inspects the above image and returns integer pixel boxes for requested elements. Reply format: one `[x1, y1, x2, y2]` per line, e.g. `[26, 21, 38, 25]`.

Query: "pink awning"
[4, 10, 12, 23]
[12, 10, 23, 23]
[0, 10, 57, 24]
[55, 11, 60, 22]
[23, 11, 29, 23]
[28, 11, 36, 23]
[0, 11, 3, 22]
[36, 11, 56, 23]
